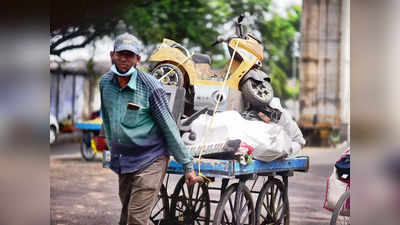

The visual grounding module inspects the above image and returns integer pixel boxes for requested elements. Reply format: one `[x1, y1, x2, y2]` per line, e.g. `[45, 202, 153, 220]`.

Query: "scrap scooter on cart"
[147, 14, 274, 111]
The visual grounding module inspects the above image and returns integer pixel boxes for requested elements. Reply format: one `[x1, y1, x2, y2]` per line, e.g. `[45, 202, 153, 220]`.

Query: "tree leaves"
[50, 0, 302, 100]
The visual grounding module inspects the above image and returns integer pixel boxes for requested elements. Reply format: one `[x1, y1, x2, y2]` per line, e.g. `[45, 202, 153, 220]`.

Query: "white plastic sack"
[269, 98, 306, 145]
[188, 110, 247, 144]
[189, 109, 302, 161]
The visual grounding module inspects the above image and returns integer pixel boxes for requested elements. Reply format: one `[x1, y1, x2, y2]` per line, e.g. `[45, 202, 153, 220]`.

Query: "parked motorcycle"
[148, 15, 273, 109]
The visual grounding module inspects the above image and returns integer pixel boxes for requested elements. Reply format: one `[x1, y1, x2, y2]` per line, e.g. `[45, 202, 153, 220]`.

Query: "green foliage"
[52, 0, 302, 101]
[122, 0, 273, 55]
[258, 5, 301, 100]
[284, 79, 300, 99]
[270, 61, 299, 99]
[123, 0, 222, 55]
[269, 62, 284, 98]
[122, 1, 301, 100]
[211, 58, 228, 69]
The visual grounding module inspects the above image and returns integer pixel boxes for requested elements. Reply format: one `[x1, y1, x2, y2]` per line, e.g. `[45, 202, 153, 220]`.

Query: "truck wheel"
[241, 78, 274, 108]
[151, 63, 184, 87]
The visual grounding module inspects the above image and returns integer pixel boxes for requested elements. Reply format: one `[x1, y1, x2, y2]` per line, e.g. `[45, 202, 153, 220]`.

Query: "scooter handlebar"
[210, 40, 220, 47]
[211, 36, 226, 47]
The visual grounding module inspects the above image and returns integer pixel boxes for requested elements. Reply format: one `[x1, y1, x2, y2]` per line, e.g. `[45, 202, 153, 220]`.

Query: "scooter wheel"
[241, 78, 274, 107]
[151, 63, 184, 87]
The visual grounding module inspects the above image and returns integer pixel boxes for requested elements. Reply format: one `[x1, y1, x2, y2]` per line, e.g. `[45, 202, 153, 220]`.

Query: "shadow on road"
[56, 158, 103, 163]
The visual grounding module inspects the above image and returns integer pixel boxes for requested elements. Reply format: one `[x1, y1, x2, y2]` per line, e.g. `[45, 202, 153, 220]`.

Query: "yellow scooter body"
[148, 35, 263, 90]
[223, 35, 263, 89]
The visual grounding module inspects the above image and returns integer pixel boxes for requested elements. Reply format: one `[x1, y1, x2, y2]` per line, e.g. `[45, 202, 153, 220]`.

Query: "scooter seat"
[192, 53, 211, 65]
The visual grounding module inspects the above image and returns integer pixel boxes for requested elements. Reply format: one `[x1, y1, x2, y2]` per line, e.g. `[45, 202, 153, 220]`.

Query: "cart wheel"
[80, 133, 96, 161]
[214, 183, 255, 225]
[150, 184, 169, 225]
[170, 176, 210, 225]
[330, 190, 350, 225]
[255, 178, 289, 225]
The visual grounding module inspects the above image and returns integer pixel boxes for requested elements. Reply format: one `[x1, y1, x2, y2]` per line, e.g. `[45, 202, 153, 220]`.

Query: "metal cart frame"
[151, 156, 309, 225]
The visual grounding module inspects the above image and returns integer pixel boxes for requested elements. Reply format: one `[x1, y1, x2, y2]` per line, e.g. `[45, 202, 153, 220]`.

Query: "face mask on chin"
[111, 64, 136, 77]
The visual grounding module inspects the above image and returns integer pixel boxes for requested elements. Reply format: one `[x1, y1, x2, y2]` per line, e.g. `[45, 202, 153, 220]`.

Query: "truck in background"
[299, 0, 349, 146]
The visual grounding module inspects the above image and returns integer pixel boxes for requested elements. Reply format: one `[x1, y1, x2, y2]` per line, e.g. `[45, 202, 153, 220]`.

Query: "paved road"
[50, 142, 346, 225]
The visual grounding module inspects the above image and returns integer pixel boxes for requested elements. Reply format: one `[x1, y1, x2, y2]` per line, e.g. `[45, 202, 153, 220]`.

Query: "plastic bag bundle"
[269, 98, 306, 145]
[188, 106, 304, 161]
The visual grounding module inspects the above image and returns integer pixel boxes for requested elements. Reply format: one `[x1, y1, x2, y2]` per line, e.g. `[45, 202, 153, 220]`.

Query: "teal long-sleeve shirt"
[99, 69, 193, 174]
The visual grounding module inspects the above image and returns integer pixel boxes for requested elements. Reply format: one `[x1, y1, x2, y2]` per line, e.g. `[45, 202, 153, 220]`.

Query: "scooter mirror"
[210, 40, 219, 47]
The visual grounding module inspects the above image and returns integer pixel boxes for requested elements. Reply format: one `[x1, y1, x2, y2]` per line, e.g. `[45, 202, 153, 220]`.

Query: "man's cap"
[114, 33, 140, 55]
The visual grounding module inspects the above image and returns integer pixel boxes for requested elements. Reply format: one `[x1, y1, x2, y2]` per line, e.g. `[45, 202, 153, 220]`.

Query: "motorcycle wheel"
[151, 63, 184, 87]
[241, 78, 274, 107]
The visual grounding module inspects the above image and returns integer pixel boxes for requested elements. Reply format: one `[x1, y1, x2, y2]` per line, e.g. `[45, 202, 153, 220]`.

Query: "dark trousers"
[118, 155, 169, 225]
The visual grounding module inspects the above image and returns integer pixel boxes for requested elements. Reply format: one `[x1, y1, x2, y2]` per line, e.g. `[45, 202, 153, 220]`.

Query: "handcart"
[151, 156, 309, 225]
[74, 118, 103, 161]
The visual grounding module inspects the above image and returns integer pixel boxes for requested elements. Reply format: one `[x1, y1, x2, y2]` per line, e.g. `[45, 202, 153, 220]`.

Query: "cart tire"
[170, 176, 210, 225]
[255, 178, 289, 225]
[150, 184, 170, 224]
[214, 183, 255, 225]
[330, 190, 350, 225]
[80, 133, 96, 161]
